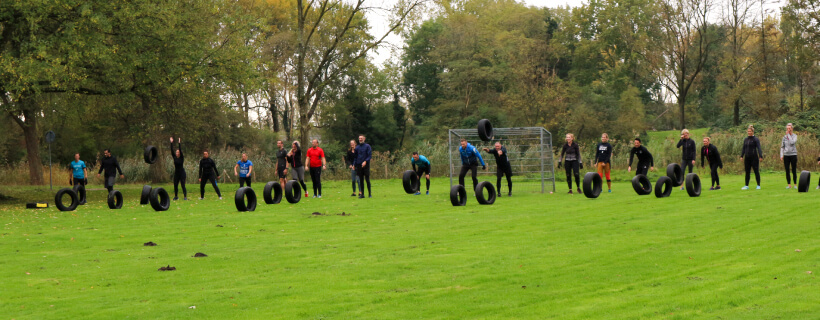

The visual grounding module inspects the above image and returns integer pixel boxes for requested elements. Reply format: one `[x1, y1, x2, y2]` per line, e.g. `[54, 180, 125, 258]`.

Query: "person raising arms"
[170, 137, 187, 200]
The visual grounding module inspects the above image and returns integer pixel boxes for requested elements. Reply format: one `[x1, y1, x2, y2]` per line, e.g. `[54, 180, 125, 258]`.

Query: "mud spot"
[338, 212, 350, 216]
[216, 225, 223, 227]
[193, 253, 207, 257]
[144, 241, 157, 246]
[312, 212, 323, 216]
[158, 265, 176, 271]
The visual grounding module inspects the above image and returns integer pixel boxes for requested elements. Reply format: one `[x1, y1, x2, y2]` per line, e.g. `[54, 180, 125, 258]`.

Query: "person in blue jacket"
[411, 152, 431, 195]
[354, 134, 372, 198]
[458, 139, 486, 191]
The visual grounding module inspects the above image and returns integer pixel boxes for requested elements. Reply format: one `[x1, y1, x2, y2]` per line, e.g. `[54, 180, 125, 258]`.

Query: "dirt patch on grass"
[158, 265, 176, 271]
[144, 241, 157, 246]
[193, 253, 207, 257]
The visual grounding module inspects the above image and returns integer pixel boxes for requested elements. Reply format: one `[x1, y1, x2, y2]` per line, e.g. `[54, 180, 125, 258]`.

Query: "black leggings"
[497, 165, 512, 194]
[682, 160, 694, 174]
[709, 163, 720, 187]
[239, 177, 251, 188]
[459, 164, 479, 191]
[415, 169, 430, 191]
[784, 155, 797, 184]
[200, 175, 221, 198]
[174, 171, 187, 198]
[744, 156, 761, 186]
[564, 160, 580, 190]
[357, 164, 371, 196]
[309, 167, 322, 196]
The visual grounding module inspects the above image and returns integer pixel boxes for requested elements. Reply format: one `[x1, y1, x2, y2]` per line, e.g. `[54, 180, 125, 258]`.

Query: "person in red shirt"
[305, 139, 327, 198]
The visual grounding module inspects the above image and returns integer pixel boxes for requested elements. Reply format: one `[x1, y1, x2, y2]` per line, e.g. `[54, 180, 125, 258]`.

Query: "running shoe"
[568, 190, 573, 194]
[305, 193, 309, 198]
[508, 192, 512, 196]
[173, 197, 178, 201]
[608, 189, 612, 193]
[358, 194, 365, 199]
[716, 186, 721, 190]
[219, 197, 223, 200]
[426, 191, 429, 195]
[351, 193, 356, 196]
[680, 187, 684, 191]
[709, 187, 714, 190]
[786, 185, 792, 189]
[817, 186, 820, 190]
[199, 197, 204, 200]
[312, 195, 317, 198]
[184, 197, 188, 200]
[577, 188, 582, 194]
[368, 195, 372, 198]
[741, 186, 749, 190]
[414, 192, 421, 195]
[317, 195, 322, 198]
[756, 185, 761, 190]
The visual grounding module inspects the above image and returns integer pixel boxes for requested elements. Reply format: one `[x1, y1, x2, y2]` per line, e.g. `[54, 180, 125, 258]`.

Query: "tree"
[720, 0, 757, 125]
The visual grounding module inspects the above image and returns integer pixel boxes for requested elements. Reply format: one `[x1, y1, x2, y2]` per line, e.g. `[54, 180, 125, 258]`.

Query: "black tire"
[284, 180, 302, 204]
[475, 181, 496, 205]
[263, 181, 282, 204]
[654, 176, 673, 198]
[149, 187, 170, 211]
[140, 185, 152, 205]
[631, 175, 652, 195]
[54, 188, 79, 212]
[72, 184, 87, 205]
[582, 172, 602, 199]
[402, 170, 420, 194]
[450, 185, 467, 206]
[477, 119, 494, 141]
[798, 170, 811, 193]
[666, 163, 684, 187]
[107, 190, 123, 209]
[685, 173, 701, 197]
[144, 145, 158, 164]
[235, 187, 257, 212]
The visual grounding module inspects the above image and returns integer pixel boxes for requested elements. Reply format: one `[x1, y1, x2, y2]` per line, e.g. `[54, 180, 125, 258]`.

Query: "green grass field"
[1, 173, 818, 319]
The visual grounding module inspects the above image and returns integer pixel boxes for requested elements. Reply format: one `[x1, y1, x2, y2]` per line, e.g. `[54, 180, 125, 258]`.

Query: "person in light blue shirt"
[69, 153, 87, 187]
[458, 139, 486, 191]
[411, 152, 431, 195]
[234, 153, 253, 188]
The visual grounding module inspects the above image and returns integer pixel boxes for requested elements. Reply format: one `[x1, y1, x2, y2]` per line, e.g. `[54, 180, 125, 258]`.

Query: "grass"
[0, 173, 818, 319]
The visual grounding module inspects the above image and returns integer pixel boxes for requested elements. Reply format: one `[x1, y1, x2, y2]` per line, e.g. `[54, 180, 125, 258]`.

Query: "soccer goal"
[448, 127, 556, 194]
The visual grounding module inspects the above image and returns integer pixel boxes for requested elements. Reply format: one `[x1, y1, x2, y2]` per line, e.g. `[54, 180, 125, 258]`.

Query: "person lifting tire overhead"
[169, 137, 187, 200]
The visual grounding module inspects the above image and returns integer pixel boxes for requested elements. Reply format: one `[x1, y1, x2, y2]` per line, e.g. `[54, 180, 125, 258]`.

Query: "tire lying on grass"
[631, 174, 652, 195]
[54, 188, 79, 212]
[235, 187, 257, 212]
[685, 173, 701, 197]
[798, 170, 811, 193]
[477, 119, 493, 141]
[108, 190, 123, 209]
[582, 172, 602, 199]
[144, 146, 158, 164]
[72, 184, 87, 205]
[475, 181, 496, 205]
[402, 170, 420, 194]
[285, 180, 302, 204]
[450, 185, 467, 206]
[263, 181, 282, 204]
[654, 176, 673, 198]
[666, 163, 684, 187]
[149, 187, 170, 211]
[140, 185, 152, 205]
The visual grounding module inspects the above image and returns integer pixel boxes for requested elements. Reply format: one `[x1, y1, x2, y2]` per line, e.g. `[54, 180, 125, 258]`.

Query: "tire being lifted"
[798, 170, 811, 193]
[144, 146, 158, 164]
[263, 181, 282, 204]
[450, 185, 467, 206]
[402, 170, 420, 194]
[149, 187, 170, 211]
[475, 181, 496, 205]
[582, 172, 602, 199]
[55, 188, 79, 212]
[477, 119, 493, 141]
[72, 184, 87, 205]
[685, 173, 701, 197]
[285, 180, 302, 204]
[631, 174, 652, 195]
[108, 190, 123, 209]
[655, 176, 673, 198]
[140, 185, 152, 205]
[666, 163, 684, 187]
[235, 187, 257, 212]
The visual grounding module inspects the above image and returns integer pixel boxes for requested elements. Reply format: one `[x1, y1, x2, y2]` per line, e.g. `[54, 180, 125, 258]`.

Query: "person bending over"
[287, 141, 309, 198]
[677, 129, 696, 190]
[740, 125, 763, 190]
[198, 150, 222, 200]
[70, 153, 87, 188]
[780, 123, 798, 189]
[701, 137, 723, 190]
[97, 149, 124, 193]
[411, 152, 431, 195]
[354, 135, 373, 198]
[458, 139, 486, 192]
[559, 133, 583, 194]
[170, 137, 187, 200]
[595, 133, 613, 193]
[483, 142, 512, 197]
[234, 153, 253, 188]
[305, 139, 326, 198]
[628, 138, 655, 176]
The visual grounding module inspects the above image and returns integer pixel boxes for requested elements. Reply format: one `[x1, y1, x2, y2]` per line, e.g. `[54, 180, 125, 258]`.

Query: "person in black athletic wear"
[170, 137, 187, 200]
[676, 129, 696, 190]
[483, 142, 513, 197]
[97, 149, 124, 193]
[287, 141, 309, 198]
[345, 140, 359, 196]
[628, 138, 655, 176]
[740, 125, 763, 190]
[595, 133, 613, 192]
[559, 133, 583, 194]
[198, 150, 222, 200]
[275, 140, 289, 187]
[354, 135, 373, 198]
[700, 137, 722, 190]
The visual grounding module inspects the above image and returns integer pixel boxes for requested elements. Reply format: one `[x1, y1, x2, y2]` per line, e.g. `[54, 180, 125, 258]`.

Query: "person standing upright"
[198, 150, 222, 200]
[354, 135, 372, 198]
[628, 138, 655, 176]
[275, 140, 289, 187]
[287, 141, 309, 198]
[70, 153, 87, 188]
[97, 149, 124, 193]
[234, 153, 253, 188]
[700, 137, 723, 190]
[741, 125, 764, 190]
[170, 137, 187, 200]
[305, 139, 327, 198]
[559, 133, 582, 194]
[595, 133, 613, 193]
[676, 129, 697, 190]
[345, 140, 359, 196]
[483, 142, 512, 197]
[780, 123, 798, 189]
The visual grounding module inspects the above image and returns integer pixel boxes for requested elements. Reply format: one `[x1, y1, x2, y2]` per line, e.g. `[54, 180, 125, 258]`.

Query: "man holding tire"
[411, 152, 431, 195]
[354, 135, 372, 198]
[305, 139, 326, 198]
[483, 142, 512, 197]
[628, 138, 654, 176]
[234, 153, 253, 188]
[458, 139, 486, 192]
[97, 149, 124, 193]
[70, 153, 87, 187]
[676, 129, 697, 190]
